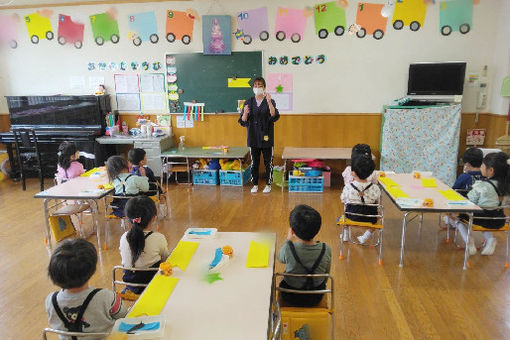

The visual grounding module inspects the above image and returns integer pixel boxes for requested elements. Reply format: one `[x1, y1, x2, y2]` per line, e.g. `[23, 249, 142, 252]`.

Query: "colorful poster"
[166, 9, 195, 45]
[275, 7, 307, 42]
[89, 12, 120, 45]
[0, 14, 19, 48]
[202, 15, 231, 55]
[128, 11, 158, 46]
[24, 11, 54, 44]
[57, 14, 84, 48]
[355, 3, 388, 39]
[267, 73, 293, 93]
[392, 0, 427, 31]
[439, 0, 473, 36]
[313, 2, 347, 39]
[236, 7, 269, 44]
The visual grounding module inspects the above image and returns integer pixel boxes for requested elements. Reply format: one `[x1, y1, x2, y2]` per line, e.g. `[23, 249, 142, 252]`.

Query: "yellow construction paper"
[437, 189, 465, 201]
[81, 167, 104, 177]
[127, 275, 179, 317]
[227, 78, 252, 88]
[166, 241, 199, 271]
[421, 178, 437, 187]
[378, 177, 400, 188]
[387, 187, 409, 199]
[246, 240, 270, 268]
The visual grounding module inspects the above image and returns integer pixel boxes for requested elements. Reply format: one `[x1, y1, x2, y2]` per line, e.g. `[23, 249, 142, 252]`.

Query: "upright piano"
[0, 95, 111, 178]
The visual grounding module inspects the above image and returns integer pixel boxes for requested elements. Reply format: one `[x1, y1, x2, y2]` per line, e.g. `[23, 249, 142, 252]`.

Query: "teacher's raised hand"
[242, 103, 250, 121]
[265, 92, 272, 102]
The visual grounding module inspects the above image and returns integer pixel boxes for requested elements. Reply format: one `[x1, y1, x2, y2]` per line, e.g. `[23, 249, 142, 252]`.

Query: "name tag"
[263, 135, 269, 141]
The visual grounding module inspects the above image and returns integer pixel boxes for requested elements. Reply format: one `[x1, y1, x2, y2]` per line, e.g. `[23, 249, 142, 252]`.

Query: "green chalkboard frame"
[166, 51, 262, 114]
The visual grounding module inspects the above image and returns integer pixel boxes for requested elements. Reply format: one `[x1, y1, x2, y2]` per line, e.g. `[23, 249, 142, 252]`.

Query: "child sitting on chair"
[278, 204, 331, 307]
[106, 155, 149, 217]
[56, 141, 84, 183]
[120, 196, 170, 294]
[46, 239, 127, 336]
[342, 143, 376, 185]
[341, 154, 381, 244]
[128, 148, 163, 196]
[443, 147, 483, 229]
[455, 152, 510, 256]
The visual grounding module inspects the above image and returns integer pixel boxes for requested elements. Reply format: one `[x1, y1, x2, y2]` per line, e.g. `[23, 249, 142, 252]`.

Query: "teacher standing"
[239, 77, 280, 194]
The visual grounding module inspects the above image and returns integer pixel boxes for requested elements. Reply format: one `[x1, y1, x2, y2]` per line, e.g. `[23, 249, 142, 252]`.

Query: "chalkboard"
[166, 52, 262, 114]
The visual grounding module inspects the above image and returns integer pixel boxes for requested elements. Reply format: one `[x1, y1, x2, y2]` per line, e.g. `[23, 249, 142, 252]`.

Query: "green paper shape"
[205, 272, 223, 284]
[313, 2, 347, 36]
[276, 84, 284, 93]
[90, 12, 120, 43]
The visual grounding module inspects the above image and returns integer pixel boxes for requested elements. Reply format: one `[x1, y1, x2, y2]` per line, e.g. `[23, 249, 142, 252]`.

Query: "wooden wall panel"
[1, 112, 508, 161]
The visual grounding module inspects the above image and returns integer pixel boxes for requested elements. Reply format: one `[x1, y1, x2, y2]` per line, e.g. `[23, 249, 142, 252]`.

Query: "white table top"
[379, 173, 482, 213]
[158, 232, 276, 340]
[96, 135, 171, 145]
[34, 172, 112, 199]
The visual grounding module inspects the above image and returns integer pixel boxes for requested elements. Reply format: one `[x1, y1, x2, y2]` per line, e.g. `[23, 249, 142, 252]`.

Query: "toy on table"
[185, 227, 217, 239]
[159, 262, 173, 276]
[423, 198, 434, 207]
[121, 121, 128, 135]
[208, 245, 233, 273]
[95, 84, 106, 95]
[413, 171, 421, 179]
[203, 145, 229, 153]
[378, 171, 386, 177]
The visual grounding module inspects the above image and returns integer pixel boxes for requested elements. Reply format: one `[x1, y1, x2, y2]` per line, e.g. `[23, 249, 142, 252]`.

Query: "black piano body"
[0, 95, 111, 178]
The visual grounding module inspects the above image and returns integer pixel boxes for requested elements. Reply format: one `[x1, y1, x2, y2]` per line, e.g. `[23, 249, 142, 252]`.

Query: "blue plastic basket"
[288, 176, 324, 193]
[192, 170, 219, 185]
[219, 167, 251, 186]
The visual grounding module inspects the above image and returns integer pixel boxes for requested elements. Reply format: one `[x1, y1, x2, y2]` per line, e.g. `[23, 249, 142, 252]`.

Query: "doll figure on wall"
[209, 18, 225, 53]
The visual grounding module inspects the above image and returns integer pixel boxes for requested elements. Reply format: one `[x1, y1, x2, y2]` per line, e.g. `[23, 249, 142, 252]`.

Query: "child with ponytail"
[455, 152, 510, 256]
[119, 196, 170, 293]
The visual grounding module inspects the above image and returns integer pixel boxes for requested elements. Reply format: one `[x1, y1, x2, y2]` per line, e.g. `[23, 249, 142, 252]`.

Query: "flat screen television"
[407, 62, 466, 96]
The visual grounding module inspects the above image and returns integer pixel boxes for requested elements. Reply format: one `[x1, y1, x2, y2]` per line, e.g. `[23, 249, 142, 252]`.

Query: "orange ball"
[378, 171, 386, 178]
[159, 262, 173, 276]
[222, 245, 234, 258]
[423, 198, 433, 207]
[413, 172, 421, 179]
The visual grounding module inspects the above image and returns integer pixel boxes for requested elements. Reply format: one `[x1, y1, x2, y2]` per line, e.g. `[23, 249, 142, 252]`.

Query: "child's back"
[45, 239, 127, 338]
[45, 287, 126, 338]
[56, 141, 84, 181]
[278, 205, 331, 307]
[452, 147, 483, 191]
[113, 172, 149, 195]
[120, 230, 170, 268]
[278, 240, 331, 289]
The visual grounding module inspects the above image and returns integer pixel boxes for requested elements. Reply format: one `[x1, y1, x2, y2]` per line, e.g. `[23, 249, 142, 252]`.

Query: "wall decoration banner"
[166, 10, 195, 45]
[128, 11, 158, 46]
[58, 14, 84, 48]
[236, 7, 269, 44]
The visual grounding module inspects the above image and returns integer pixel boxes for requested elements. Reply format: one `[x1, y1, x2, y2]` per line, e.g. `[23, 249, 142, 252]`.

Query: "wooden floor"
[2, 177, 510, 339]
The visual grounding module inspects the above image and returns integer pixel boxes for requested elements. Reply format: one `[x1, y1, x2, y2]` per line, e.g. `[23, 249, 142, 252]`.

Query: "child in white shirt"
[341, 154, 381, 244]
[342, 144, 377, 185]
[120, 196, 170, 294]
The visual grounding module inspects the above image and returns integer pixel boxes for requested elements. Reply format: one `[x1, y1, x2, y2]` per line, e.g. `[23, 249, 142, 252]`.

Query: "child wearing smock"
[120, 196, 170, 294]
[56, 141, 84, 183]
[45, 239, 127, 338]
[106, 155, 149, 217]
[278, 205, 331, 307]
[341, 154, 381, 244]
[455, 152, 510, 256]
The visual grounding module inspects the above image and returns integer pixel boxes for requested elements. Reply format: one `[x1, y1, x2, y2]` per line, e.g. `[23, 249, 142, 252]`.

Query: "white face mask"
[253, 87, 264, 96]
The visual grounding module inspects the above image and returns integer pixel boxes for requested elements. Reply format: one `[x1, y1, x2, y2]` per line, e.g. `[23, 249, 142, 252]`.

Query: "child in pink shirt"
[56, 141, 84, 182]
